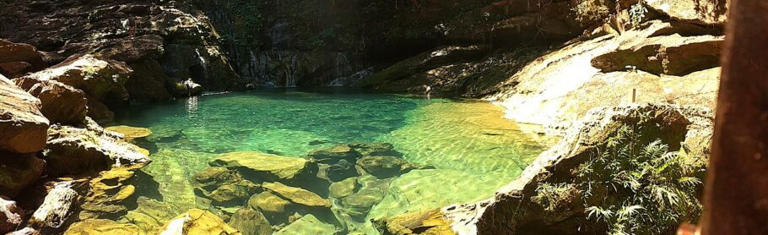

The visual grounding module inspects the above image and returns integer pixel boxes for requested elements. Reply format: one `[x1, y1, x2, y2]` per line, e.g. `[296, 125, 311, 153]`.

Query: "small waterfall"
[194, 49, 209, 80]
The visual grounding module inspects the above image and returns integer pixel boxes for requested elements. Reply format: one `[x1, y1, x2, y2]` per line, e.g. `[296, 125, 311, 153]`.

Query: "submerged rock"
[159, 209, 241, 235]
[14, 76, 87, 125]
[374, 209, 453, 235]
[329, 177, 359, 199]
[274, 214, 337, 235]
[105, 126, 153, 142]
[248, 191, 292, 215]
[44, 125, 150, 176]
[192, 167, 259, 205]
[228, 208, 271, 235]
[78, 167, 141, 220]
[209, 151, 315, 183]
[0, 197, 23, 234]
[64, 219, 141, 235]
[0, 154, 45, 197]
[355, 156, 418, 179]
[339, 175, 391, 218]
[0, 74, 49, 154]
[120, 197, 180, 233]
[262, 182, 330, 208]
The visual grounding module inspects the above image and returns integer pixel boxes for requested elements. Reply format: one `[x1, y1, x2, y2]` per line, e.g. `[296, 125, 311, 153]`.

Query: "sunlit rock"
[29, 182, 79, 230]
[373, 209, 453, 235]
[14, 76, 87, 125]
[64, 219, 141, 235]
[78, 167, 141, 220]
[0, 74, 49, 154]
[44, 125, 150, 176]
[159, 209, 241, 235]
[105, 126, 153, 142]
[0, 197, 23, 234]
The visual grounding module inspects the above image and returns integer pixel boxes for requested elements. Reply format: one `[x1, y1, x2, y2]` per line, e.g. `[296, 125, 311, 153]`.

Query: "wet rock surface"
[160, 209, 240, 235]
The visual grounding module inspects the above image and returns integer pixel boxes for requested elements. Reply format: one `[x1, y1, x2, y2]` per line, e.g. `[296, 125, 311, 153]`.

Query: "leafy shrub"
[535, 124, 706, 235]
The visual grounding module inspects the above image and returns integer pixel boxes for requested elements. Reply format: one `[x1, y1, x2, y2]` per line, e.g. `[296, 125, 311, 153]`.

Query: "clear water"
[110, 90, 553, 234]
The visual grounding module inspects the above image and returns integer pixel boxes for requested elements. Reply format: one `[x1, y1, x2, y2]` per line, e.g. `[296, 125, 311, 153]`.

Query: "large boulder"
[0, 197, 23, 234]
[490, 21, 721, 128]
[0, 75, 49, 154]
[0, 154, 45, 197]
[23, 54, 132, 107]
[160, 209, 241, 235]
[443, 104, 711, 234]
[209, 151, 315, 183]
[44, 125, 150, 176]
[14, 76, 87, 125]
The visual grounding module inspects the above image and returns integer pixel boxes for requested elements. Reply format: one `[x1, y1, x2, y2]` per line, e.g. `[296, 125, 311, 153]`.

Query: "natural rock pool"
[108, 90, 553, 234]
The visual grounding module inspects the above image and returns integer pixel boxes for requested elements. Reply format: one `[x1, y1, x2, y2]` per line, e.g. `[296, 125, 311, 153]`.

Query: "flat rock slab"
[0, 74, 49, 153]
[105, 125, 153, 141]
[209, 151, 312, 182]
[262, 182, 330, 208]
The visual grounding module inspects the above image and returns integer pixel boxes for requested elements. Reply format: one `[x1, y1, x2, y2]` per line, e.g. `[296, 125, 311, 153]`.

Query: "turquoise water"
[111, 90, 553, 234]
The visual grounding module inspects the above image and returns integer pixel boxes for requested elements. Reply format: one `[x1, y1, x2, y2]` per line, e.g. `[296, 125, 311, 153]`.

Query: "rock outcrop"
[0, 75, 49, 154]
[489, 21, 721, 129]
[443, 104, 713, 234]
[0, 0, 241, 100]
[644, 0, 727, 26]
[28, 182, 79, 231]
[14, 76, 88, 125]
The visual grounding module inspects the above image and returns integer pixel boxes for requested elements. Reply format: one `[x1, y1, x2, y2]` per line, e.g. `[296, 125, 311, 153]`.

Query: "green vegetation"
[534, 125, 706, 235]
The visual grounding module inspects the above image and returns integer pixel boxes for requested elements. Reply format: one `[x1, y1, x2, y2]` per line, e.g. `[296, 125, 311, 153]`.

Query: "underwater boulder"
[355, 156, 418, 179]
[329, 177, 359, 199]
[308, 145, 360, 164]
[338, 175, 391, 218]
[373, 209, 453, 235]
[227, 208, 272, 235]
[206, 182, 259, 206]
[248, 191, 292, 215]
[318, 159, 358, 182]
